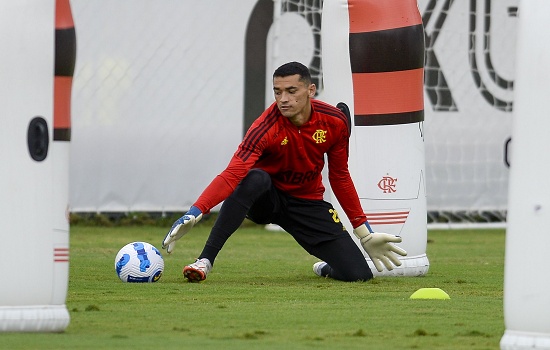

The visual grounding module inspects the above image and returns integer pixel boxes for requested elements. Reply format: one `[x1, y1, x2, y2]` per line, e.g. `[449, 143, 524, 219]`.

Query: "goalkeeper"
[163, 61, 406, 282]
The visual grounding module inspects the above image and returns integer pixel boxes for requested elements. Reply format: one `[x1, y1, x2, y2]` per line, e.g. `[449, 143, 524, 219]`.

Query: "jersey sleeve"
[327, 124, 367, 228]
[192, 117, 269, 214]
[192, 155, 251, 213]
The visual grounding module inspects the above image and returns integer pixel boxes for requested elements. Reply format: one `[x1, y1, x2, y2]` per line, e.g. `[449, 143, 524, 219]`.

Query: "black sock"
[198, 197, 250, 265]
[199, 244, 221, 265]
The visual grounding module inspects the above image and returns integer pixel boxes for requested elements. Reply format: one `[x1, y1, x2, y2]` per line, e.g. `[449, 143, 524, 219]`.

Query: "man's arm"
[162, 120, 267, 254]
[327, 126, 407, 271]
[326, 135, 366, 228]
[193, 156, 251, 213]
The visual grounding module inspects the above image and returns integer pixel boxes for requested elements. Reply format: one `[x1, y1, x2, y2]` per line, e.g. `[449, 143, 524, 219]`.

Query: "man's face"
[273, 74, 315, 120]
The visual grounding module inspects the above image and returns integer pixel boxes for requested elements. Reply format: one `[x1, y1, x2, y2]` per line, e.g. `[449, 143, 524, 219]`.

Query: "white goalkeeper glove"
[353, 223, 407, 272]
[162, 206, 202, 254]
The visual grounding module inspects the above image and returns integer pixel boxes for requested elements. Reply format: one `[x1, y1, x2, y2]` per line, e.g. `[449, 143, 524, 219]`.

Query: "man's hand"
[353, 224, 407, 272]
[162, 206, 202, 254]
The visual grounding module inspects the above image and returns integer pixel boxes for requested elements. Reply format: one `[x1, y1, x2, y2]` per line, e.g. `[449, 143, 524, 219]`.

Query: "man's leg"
[185, 169, 274, 281]
[272, 196, 372, 282]
[309, 236, 373, 282]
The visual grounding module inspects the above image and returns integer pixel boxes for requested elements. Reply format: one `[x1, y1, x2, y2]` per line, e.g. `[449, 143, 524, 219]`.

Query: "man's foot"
[312, 261, 328, 277]
[183, 258, 212, 282]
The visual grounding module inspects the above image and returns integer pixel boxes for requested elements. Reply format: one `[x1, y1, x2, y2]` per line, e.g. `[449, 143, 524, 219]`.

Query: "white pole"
[321, 0, 429, 277]
[0, 0, 70, 332]
[272, 0, 282, 65]
[501, 0, 550, 348]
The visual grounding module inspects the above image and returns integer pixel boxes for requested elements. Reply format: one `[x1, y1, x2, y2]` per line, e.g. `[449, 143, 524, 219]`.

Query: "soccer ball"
[114, 242, 164, 283]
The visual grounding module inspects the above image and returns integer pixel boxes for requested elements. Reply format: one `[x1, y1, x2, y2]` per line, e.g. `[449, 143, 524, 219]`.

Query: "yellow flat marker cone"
[410, 288, 450, 300]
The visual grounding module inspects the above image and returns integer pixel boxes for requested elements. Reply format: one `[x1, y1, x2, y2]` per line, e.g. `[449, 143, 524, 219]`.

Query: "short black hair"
[273, 61, 312, 84]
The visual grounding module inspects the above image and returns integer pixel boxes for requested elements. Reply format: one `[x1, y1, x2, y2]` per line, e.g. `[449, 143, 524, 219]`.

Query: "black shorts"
[238, 169, 372, 281]
[246, 185, 349, 246]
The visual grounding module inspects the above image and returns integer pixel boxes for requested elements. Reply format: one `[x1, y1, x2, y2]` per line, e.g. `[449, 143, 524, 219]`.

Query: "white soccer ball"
[114, 242, 164, 283]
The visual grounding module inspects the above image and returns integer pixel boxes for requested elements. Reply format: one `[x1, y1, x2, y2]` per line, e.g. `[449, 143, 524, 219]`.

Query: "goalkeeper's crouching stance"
[162, 62, 406, 282]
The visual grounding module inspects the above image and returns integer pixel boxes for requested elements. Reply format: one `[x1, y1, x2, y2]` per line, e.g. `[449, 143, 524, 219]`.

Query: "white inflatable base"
[501, 330, 550, 350]
[370, 253, 429, 277]
[0, 305, 70, 333]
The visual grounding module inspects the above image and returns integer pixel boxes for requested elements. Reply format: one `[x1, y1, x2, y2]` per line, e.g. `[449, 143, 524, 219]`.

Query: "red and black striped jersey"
[194, 99, 367, 228]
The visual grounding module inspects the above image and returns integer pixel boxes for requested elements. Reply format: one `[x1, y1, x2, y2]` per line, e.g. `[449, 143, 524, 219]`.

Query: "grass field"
[3, 223, 505, 349]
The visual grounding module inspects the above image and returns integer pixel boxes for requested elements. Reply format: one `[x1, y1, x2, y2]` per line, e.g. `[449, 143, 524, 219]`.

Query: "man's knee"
[239, 169, 271, 193]
[324, 262, 373, 282]
[342, 264, 373, 282]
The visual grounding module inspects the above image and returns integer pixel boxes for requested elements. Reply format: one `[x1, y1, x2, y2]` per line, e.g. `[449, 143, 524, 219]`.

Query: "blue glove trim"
[364, 221, 374, 234]
[186, 205, 202, 217]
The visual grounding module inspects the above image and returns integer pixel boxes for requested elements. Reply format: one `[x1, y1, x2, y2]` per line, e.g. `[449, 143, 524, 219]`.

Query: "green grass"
[3, 224, 505, 349]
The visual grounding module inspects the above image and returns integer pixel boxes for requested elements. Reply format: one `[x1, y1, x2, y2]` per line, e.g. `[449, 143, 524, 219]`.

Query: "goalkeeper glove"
[353, 224, 407, 272]
[162, 206, 202, 254]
